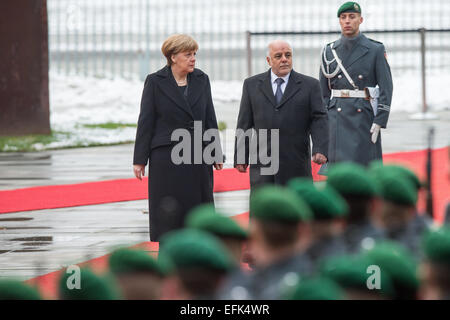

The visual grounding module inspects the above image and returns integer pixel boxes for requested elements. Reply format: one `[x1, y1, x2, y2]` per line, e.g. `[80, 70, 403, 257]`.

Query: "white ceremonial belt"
[331, 89, 368, 99]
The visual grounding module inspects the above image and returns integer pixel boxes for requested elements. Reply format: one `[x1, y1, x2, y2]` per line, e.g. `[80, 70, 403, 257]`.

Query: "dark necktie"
[275, 77, 284, 104]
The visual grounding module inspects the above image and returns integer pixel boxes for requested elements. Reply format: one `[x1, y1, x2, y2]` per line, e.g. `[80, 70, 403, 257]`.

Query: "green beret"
[369, 161, 422, 190]
[337, 2, 362, 17]
[288, 178, 348, 220]
[0, 280, 41, 300]
[375, 171, 417, 206]
[159, 229, 234, 273]
[285, 277, 344, 300]
[250, 185, 312, 223]
[109, 248, 166, 276]
[423, 227, 450, 264]
[59, 268, 120, 300]
[364, 241, 419, 291]
[327, 162, 378, 197]
[186, 204, 248, 239]
[320, 255, 394, 297]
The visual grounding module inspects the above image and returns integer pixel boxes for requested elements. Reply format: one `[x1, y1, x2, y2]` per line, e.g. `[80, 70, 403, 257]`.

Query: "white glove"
[370, 123, 381, 144]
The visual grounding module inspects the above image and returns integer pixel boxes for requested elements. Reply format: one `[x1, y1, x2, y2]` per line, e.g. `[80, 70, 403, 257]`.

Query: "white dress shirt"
[270, 70, 291, 95]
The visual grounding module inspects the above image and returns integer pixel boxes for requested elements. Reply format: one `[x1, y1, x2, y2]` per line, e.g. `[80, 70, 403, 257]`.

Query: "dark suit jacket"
[234, 69, 329, 186]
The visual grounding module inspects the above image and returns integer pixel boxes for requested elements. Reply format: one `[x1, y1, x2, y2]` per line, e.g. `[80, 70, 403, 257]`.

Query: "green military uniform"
[320, 2, 393, 166]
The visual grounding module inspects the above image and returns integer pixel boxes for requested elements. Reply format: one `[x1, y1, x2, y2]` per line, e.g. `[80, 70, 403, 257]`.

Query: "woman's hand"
[213, 163, 223, 170]
[133, 164, 146, 180]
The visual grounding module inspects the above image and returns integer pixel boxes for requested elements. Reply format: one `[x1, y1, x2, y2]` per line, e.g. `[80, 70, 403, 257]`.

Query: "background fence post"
[420, 27, 428, 114]
[246, 31, 252, 77]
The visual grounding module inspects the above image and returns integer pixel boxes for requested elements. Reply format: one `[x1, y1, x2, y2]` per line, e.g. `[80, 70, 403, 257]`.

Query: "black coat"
[234, 69, 329, 187]
[133, 66, 221, 241]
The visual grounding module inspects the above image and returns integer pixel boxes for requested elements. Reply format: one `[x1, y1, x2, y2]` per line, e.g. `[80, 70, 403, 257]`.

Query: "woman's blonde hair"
[161, 34, 199, 66]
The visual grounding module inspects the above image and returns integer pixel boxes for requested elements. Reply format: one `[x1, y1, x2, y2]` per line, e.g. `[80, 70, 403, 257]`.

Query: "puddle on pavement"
[3, 227, 52, 230]
[21, 242, 52, 246]
[9, 236, 53, 242]
[13, 249, 49, 253]
[0, 217, 33, 222]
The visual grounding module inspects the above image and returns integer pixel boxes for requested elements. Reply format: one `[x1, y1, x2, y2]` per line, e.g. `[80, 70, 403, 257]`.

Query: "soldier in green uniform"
[319, 2, 393, 166]
[108, 247, 167, 300]
[218, 186, 314, 300]
[370, 166, 423, 258]
[158, 229, 235, 300]
[327, 162, 385, 254]
[186, 204, 248, 264]
[363, 241, 420, 300]
[0, 280, 41, 300]
[58, 267, 120, 300]
[419, 227, 450, 299]
[287, 178, 348, 270]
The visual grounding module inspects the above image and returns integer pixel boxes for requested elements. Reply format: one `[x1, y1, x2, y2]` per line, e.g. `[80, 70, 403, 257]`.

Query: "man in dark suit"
[234, 40, 329, 188]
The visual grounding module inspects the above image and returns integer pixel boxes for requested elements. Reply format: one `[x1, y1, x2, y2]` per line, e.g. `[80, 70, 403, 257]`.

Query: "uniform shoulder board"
[367, 38, 384, 45]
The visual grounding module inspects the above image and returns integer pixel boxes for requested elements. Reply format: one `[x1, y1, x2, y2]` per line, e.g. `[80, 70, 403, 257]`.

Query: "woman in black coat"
[133, 34, 223, 242]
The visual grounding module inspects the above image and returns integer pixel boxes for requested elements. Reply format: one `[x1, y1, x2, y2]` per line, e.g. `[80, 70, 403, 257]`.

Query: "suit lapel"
[258, 70, 277, 107]
[156, 66, 194, 119]
[187, 71, 205, 110]
[276, 71, 302, 109]
[343, 34, 370, 69]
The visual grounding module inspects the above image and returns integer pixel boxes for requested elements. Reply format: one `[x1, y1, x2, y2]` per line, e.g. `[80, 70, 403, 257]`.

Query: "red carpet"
[1, 147, 449, 220]
[26, 241, 160, 300]
[0, 168, 250, 214]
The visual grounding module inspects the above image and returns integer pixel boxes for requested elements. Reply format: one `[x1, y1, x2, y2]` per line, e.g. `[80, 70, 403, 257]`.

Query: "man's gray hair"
[266, 40, 293, 58]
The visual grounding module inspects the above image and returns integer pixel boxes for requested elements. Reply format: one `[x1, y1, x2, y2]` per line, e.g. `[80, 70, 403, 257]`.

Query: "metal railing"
[47, 0, 450, 82]
[246, 28, 450, 114]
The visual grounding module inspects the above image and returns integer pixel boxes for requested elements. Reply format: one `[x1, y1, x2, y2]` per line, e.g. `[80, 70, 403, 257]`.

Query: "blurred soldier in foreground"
[284, 277, 344, 300]
[0, 280, 41, 300]
[419, 227, 450, 300]
[320, 254, 394, 300]
[363, 241, 419, 300]
[287, 178, 348, 269]
[109, 247, 167, 300]
[319, 2, 393, 167]
[186, 204, 248, 264]
[218, 186, 313, 299]
[370, 165, 424, 258]
[158, 229, 234, 300]
[58, 267, 120, 300]
[327, 162, 384, 253]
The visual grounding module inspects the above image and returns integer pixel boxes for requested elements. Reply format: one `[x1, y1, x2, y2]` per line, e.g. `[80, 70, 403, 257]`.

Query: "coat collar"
[338, 33, 371, 69]
[155, 66, 206, 118]
[258, 69, 302, 108]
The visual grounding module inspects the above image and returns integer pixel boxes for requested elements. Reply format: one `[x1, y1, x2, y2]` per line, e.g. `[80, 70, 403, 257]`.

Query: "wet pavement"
[0, 105, 449, 281]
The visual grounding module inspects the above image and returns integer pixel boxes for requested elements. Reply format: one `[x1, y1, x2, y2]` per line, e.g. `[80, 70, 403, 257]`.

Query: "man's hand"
[214, 163, 223, 170]
[370, 123, 381, 144]
[312, 153, 327, 165]
[133, 164, 146, 181]
[235, 164, 248, 173]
